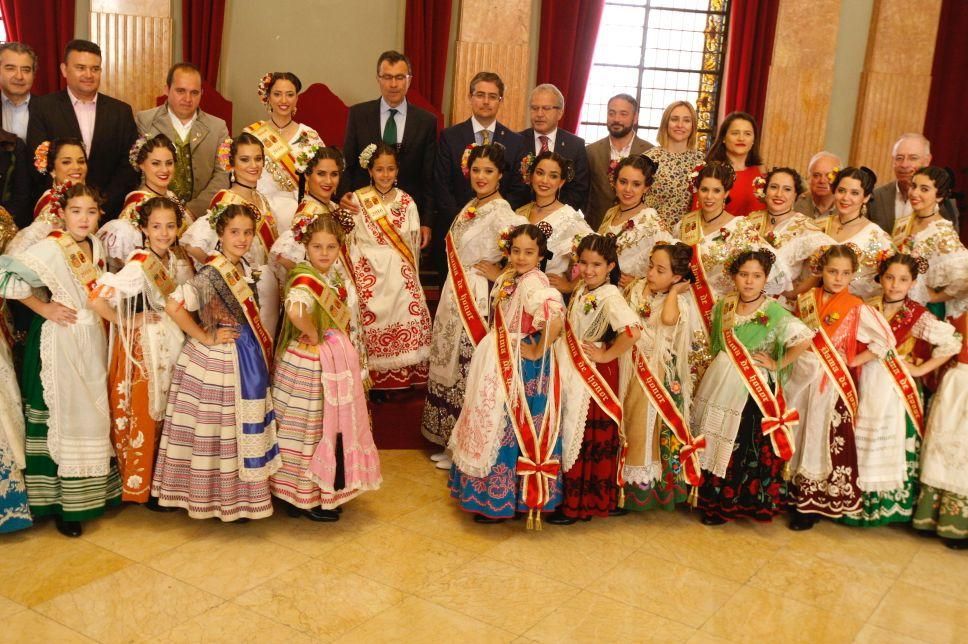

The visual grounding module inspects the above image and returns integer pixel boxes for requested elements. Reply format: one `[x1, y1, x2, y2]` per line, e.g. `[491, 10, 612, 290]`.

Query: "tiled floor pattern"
[2, 449, 966, 643]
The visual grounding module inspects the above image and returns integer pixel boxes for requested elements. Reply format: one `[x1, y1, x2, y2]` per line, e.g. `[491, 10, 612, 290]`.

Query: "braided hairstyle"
[576, 233, 621, 285]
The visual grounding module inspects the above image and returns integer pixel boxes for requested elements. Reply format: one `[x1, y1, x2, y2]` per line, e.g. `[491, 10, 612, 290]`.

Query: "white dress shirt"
[380, 97, 407, 142]
[67, 88, 97, 152]
[471, 116, 496, 145]
[533, 128, 558, 155]
[1, 92, 29, 141]
[895, 183, 913, 220]
[167, 107, 197, 143]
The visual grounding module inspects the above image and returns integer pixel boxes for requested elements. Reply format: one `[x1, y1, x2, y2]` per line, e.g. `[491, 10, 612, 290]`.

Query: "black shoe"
[55, 517, 82, 537]
[544, 510, 578, 526]
[284, 503, 302, 518]
[608, 507, 629, 517]
[473, 513, 505, 524]
[788, 511, 817, 531]
[914, 528, 937, 539]
[145, 496, 178, 513]
[700, 513, 727, 526]
[233, 518, 250, 524]
[306, 508, 340, 522]
[943, 538, 968, 550]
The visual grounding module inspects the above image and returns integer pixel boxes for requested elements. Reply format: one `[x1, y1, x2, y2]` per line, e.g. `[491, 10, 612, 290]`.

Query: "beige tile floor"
[2, 449, 966, 644]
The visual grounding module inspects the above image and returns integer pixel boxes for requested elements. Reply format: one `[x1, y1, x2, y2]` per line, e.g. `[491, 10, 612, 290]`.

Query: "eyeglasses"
[378, 74, 411, 83]
[529, 105, 561, 112]
[472, 92, 502, 102]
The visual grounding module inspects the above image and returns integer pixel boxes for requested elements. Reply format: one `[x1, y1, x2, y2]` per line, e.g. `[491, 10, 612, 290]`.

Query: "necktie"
[481, 129, 491, 146]
[538, 135, 549, 153]
[383, 108, 398, 145]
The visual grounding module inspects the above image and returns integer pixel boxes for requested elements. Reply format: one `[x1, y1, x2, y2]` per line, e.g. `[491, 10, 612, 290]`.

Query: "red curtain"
[924, 0, 967, 241]
[721, 0, 780, 124]
[0, 0, 75, 95]
[182, 0, 226, 86]
[535, 0, 605, 134]
[404, 0, 453, 113]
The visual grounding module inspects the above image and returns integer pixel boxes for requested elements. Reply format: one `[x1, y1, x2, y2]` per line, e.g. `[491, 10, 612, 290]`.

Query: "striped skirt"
[21, 316, 121, 521]
[150, 334, 274, 521]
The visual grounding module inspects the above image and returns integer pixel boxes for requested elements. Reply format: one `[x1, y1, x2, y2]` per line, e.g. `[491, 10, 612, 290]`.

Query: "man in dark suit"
[519, 83, 589, 213]
[0, 42, 35, 226]
[868, 133, 959, 234]
[26, 39, 138, 219]
[341, 50, 437, 249]
[585, 93, 653, 230]
[432, 71, 528, 271]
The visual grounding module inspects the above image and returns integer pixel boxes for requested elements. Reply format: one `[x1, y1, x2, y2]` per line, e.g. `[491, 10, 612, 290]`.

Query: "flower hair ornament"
[912, 255, 930, 275]
[257, 72, 274, 104]
[808, 242, 863, 275]
[687, 164, 704, 195]
[33, 141, 52, 175]
[216, 138, 233, 172]
[128, 134, 149, 171]
[460, 143, 479, 178]
[497, 225, 514, 257]
[293, 130, 323, 174]
[825, 166, 841, 185]
[519, 152, 536, 183]
[607, 156, 628, 190]
[752, 174, 767, 202]
[359, 143, 378, 170]
[536, 220, 553, 241]
[48, 179, 74, 217]
[291, 212, 317, 243]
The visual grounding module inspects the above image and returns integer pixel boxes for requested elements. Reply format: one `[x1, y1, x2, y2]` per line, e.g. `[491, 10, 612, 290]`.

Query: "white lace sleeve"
[270, 230, 305, 265]
[96, 220, 141, 264]
[778, 312, 814, 348]
[96, 258, 147, 302]
[523, 283, 564, 330]
[170, 282, 201, 312]
[913, 314, 962, 359]
[284, 286, 315, 317]
[6, 220, 54, 256]
[605, 292, 641, 332]
[857, 304, 895, 358]
[0, 272, 33, 299]
[180, 215, 217, 254]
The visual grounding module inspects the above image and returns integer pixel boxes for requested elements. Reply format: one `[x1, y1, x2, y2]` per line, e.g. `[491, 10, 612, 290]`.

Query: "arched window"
[578, 0, 730, 150]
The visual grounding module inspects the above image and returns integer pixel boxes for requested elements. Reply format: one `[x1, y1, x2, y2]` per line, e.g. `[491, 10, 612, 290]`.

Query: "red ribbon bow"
[679, 435, 706, 486]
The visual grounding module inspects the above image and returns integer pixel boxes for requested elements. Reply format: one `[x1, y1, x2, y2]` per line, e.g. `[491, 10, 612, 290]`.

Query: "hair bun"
[536, 220, 553, 239]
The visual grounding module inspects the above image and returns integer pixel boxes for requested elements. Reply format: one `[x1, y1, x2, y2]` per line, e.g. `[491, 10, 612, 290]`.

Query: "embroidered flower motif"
[669, 380, 682, 395]
[582, 293, 598, 315]
[125, 474, 143, 489]
[130, 431, 145, 449]
[519, 152, 536, 183]
[713, 228, 731, 244]
[460, 143, 479, 178]
[257, 72, 274, 104]
[33, 140, 51, 175]
[752, 174, 767, 202]
[216, 138, 233, 172]
[358, 143, 378, 169]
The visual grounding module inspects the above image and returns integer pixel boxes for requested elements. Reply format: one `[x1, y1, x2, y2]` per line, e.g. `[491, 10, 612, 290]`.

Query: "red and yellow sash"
[33, 190, 55, 220]
[719, 295, 797, 461]
[289, 271, 352, 334]
[631, 346, 703, 486]
[49, 230, 100, 296]
[797, 289, 860, 417]
[494, 305, 560, 526]
[680, 211, 716, 333]
[211, 190, 279, 256]
[891, 214, 914, 248]
[356, 186, 416, 268]
[246, 121, 297, 187]
[869, 296, 926, 436]
[445, 232, 488, 345]
[206, 253, 273, 367]
[128, 250, 176, 301]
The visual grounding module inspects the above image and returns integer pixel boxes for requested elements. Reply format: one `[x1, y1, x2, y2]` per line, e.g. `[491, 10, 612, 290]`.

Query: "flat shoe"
[306, 508, 340, 522]
[788, 512, 817, 531]
[429, 451, 448, 462]
[608, 507, 628, 517]
[145, 497, 178, 513]
[943, 538, 968, 550]
[545, 511, 577, 526]
[473, 514, 505, 524]
[55, 518, 82, 537]
[434, 457, 453, 470]
[700, 513, 727, 526]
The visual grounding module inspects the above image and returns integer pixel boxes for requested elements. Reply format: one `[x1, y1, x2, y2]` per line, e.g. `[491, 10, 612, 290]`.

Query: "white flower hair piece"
[359, 143, 377, 169]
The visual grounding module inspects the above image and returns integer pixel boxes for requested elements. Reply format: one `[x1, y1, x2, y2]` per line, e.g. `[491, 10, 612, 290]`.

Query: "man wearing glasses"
[342, 50, 437, 250]
[431, 71, 528, 273]
[519, 84, 589, 212]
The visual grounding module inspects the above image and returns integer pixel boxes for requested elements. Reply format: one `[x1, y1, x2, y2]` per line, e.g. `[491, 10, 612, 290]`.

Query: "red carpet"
[368, 387, 435, 449]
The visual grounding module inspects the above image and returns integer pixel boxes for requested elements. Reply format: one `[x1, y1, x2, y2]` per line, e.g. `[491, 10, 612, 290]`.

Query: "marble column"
[450, 0, 532, 130]
[89, 0, 173, 112]
[849, 0, 942, 180]
[760, 0, 842, 172]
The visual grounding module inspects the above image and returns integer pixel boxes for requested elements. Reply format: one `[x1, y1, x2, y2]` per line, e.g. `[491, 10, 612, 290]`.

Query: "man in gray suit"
[868, 133, 958, 234]
[584, 93, 653, 231]
[135, 62, 229, 219]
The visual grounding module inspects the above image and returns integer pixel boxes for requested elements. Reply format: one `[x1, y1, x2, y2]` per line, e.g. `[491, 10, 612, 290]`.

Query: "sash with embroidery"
[289, 271, 352, 335]
[797, 289, 860, 417]
[246, 120, 297, 189]
[49, 230, 100, 295]
[719, 295, 798, 461]
[869, 296, 926, 436]
[33, 190, 55, 220]
[212, 190, 279, 256]
[494, 304, 560, 527]
[445, 231, 488, 345]
[128, 250, 176, 301]
[679, 211, 716, 333]
[630, 346, 703, 486]
[891, 215, 914, 247]
[746, 210, 770, 237]
[205, 253, 273, 366]
[356, 186, 416, 269]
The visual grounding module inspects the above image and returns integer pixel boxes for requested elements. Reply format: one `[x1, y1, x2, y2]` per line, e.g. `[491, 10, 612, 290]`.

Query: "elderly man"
[869, 133, 959, 233]
[26, 39, 138, 218]
[794, 151, 841, 219]
[341, 50, 437, 249]
[135, 62, 229, 219]
[585, 93, 653, 230]
[0, 42, 34, 226]
[518, 83, 589, 212]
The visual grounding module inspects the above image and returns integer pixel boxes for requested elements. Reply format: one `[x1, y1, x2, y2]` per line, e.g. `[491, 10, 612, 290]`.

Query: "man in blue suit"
[431, 71, 528, 273]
